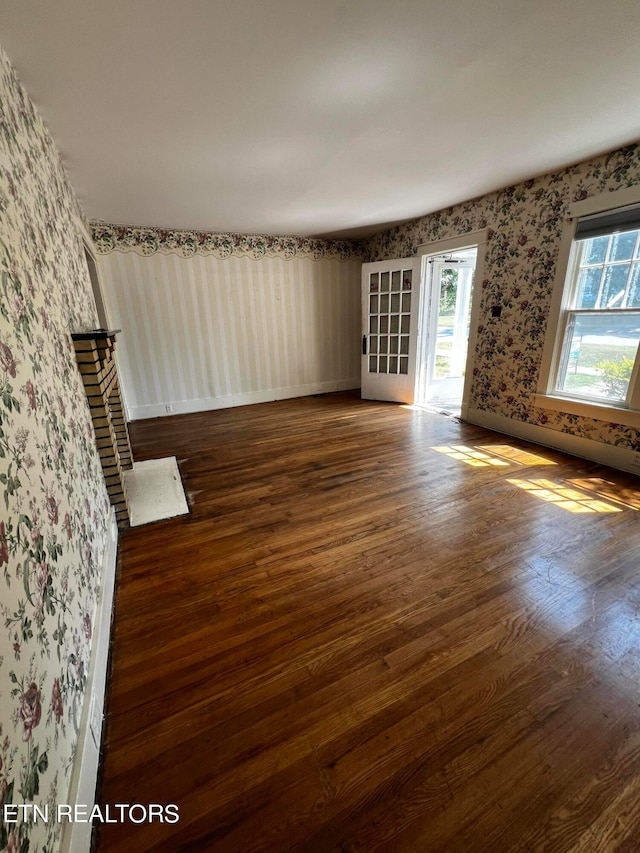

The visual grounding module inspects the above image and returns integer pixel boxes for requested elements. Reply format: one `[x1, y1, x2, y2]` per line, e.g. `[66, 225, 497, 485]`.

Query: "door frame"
[416, 229, 488, 419]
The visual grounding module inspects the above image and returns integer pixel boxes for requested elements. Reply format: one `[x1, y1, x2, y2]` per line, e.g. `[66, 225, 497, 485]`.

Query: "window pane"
[556, 312, 640, 403]
[628, 264, 640, 308]
[599, 263, 630, 308]
[609, 231, 637, 262]
[575, 267, 601, 309]
[582, 236, 608, 265]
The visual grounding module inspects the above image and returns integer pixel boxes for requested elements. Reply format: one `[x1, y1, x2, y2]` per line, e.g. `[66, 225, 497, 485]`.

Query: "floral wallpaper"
[90, 221, 364, 262]
[0, 46, 110, 852]
[366, 145, 640, 449]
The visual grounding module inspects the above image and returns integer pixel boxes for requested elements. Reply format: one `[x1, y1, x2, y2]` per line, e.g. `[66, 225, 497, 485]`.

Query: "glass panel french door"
[361, 257, 422, 403]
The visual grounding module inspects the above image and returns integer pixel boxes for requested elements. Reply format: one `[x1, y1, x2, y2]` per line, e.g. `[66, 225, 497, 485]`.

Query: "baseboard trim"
[60, 508, 118, 853]
[466, 408, 640, 475]
[128, 379, 361, 420]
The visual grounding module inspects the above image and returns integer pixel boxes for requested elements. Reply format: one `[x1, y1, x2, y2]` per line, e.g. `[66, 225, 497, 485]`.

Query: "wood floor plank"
[95, 391, 640, 852]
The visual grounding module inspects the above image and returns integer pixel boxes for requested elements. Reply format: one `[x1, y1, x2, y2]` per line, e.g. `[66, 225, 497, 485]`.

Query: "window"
[538, 199, 640, 425]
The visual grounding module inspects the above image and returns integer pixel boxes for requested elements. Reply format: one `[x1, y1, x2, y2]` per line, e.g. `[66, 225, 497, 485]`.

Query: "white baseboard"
[466, 408, 640, 475]
[60, 508, 118, 853]
[127, 378, 361, 420]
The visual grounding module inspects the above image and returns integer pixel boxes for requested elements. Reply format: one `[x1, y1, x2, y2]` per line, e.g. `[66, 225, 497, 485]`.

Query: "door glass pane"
[390, 315, 399, 334]
[403, 270, 412, 289]
[402, 293, 411, 313]
[389, 356, 398, 373]
[380, 315, 389, 334]
[436, 268, 452, 376]
[399, 357, 408, 374]
[390, 336, 399, 354]
[379, 336, 388, 354]
[391, 270, 400, 291]
[400, 335, 409, 355]
[380, 272, 390, 292]
[369, 356, 377, 372]
[380, 294, 389, 313]
[369, 273, 379, 292]
[557, 312, 640, 402]
[369, 316, 378, 334]
[390, 293, 400, 313]
[379, 356, 388, 373]
[401, 315, 410, 334]
[435, 267, 473, 379]
[369, 336, 378, 354]
[369, 294, 378, 314]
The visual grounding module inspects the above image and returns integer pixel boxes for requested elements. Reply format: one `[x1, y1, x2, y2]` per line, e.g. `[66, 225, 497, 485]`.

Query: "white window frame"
[535, 185, 640, 428]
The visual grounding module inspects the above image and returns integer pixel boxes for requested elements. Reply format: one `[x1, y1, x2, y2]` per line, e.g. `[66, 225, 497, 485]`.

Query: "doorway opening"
[415, 246, 477, 416]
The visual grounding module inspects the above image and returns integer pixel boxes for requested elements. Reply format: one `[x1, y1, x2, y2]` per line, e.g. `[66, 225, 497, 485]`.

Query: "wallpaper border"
[89, 222, 364, 262]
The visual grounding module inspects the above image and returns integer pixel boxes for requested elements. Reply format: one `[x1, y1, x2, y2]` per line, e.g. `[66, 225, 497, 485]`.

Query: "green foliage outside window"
[596, 356, 634, 399]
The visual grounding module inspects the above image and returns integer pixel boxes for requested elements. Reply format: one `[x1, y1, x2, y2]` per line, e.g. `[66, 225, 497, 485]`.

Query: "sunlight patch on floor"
[506, 478, 623, 514]
[432, 443, 558, 469]
[566, 478, 640, 511]
[477, 445, 557, 467]
[432, 445, 511, 467]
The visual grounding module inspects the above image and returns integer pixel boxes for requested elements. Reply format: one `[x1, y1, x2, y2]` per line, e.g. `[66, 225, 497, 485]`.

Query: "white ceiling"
[2, 0, 640, 238]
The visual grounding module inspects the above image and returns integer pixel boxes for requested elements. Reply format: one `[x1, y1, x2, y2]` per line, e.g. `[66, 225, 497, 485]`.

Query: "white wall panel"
[99, 252, 361, 419]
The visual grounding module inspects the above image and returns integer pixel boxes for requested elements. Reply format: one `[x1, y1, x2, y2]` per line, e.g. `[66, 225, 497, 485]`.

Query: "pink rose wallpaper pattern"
[365, 147, 640, 449]
[0, 46, 110, 852]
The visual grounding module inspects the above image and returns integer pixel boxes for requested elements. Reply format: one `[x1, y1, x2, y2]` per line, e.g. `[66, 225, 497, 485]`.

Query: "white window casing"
[535, 187, 640, 428]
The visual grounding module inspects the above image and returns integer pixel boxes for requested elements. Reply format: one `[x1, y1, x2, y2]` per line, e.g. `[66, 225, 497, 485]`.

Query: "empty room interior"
[2, 2, 640, 851]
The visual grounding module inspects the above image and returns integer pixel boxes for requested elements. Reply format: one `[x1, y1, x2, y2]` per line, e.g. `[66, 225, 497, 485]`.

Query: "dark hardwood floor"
[95, 391, 640, 852]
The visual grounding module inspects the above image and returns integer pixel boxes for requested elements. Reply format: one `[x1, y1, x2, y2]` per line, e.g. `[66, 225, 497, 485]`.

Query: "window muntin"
[554, 228, 640, 407]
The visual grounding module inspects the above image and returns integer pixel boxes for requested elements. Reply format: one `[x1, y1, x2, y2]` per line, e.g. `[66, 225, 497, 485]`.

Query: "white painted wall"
[98, 252, 361, 419]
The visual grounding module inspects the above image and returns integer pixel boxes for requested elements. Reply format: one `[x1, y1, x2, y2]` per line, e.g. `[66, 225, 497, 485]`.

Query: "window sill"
[533, 393, 640, 428]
